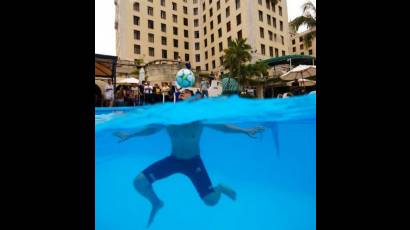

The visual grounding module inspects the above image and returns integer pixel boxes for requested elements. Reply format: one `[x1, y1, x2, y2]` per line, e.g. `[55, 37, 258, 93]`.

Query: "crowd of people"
[101, 78, 212, 107]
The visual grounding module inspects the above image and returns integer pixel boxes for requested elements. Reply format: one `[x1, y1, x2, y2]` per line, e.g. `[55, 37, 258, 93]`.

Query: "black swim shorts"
[142, 155, 215, 198]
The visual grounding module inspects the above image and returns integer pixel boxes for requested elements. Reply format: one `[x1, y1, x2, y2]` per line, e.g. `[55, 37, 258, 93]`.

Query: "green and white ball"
[176, 68, 195, 88]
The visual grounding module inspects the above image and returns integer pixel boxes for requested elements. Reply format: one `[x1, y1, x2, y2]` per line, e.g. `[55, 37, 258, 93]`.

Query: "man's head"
[108, 79, 112, 84]
[178, 89, 194, 100]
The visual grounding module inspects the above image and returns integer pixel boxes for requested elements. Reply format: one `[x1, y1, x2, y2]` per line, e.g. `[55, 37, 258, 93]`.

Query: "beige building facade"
[289, 27, 316, 57]
[115, 0, 291, 76]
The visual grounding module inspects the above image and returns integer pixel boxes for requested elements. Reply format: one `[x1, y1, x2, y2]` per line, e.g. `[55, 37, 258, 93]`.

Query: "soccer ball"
[176, 69, 195, 88]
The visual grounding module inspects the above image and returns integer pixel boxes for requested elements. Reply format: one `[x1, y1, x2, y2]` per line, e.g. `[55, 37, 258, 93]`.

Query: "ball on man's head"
[176, 68, 195, 88]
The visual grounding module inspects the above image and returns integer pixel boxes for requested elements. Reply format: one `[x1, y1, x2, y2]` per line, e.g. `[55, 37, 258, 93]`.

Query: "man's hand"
[244, 126, 265, 138]
[113, 131, 130, 143]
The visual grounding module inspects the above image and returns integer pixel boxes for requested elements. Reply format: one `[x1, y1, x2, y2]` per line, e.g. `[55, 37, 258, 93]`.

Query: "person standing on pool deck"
[114, 90, 265, 228]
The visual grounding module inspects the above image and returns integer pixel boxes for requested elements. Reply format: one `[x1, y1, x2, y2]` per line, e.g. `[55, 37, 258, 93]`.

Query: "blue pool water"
[95, 95, 316, 230]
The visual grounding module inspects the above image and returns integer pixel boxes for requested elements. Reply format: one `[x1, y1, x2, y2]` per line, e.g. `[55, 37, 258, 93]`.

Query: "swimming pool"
[95, 95, 316, 230]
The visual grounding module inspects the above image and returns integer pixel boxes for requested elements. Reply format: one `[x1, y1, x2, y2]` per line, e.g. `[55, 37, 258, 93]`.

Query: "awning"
[262, 55, 316, 66]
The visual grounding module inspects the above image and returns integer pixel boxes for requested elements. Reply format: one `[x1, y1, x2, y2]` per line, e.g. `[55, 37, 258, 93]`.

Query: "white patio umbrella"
[280, 65, 316, 81]
[286, 78, 316, 87]
[139, 67, 145, 82]
[117, 77, 139, 84]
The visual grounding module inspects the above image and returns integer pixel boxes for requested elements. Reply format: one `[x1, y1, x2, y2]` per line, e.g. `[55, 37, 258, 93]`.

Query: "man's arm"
[113, 124, 163, 142]
[205, 124, 265, 138]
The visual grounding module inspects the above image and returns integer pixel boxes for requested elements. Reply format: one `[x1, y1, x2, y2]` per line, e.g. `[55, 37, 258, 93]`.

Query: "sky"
[95, 0, 316, 56]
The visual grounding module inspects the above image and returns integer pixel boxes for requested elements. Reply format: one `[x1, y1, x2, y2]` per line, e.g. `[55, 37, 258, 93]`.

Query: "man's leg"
[134, 173, 164, 228]
[202, 184, 237, 206]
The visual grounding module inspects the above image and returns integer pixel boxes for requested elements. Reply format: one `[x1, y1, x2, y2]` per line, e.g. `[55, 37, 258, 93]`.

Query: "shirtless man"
[114, 90, 265, 227]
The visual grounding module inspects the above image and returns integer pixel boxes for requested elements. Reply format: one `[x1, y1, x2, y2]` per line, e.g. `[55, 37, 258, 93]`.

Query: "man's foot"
[146, 200, 164, 228]
[218, 184, 237, 201]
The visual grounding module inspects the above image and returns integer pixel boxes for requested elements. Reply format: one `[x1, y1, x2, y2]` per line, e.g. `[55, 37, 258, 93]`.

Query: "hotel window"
[174, 39, 179, 48]
[203, 14, 206, 23]
[211, 34, 214, 42]
[281, 35, 284, 45]
[211, 47, 215, 56]
[173, 27, 178, 35]
[149, 47, 155, 56]
[279, 6, 282, 16]
[220, 56, 224, 65]
[134, 16, 140, 25]
[272, 2, 276, 12]
[217, 1, 221, 10]
[184, 18, 189, 26]
[204, 26, 207, 35]
[173, 14, 177, 23]
[300, 44, 304, 50]
[204, 39, 208, 47]
[184, 42, 189, 50]
[195, 42, 200, 50]
[218, 14, 221, 24]
[196, 66, 200, 71]
[268, 31, 273, 41]
[161, 0, 165, 6]
[194, 0, 198, 3]
[172, 2, 177, 11]
[261, 44, 265, 55]
[133, 3, 140, 11]
[210, 8, 213, 17]
[280, 21, 283, 31]
[272, 17, 276, 28]
[161, 11, 166, 19]
[194, 8, 198, 15]
[226, 7, 230, 17]
[162, 50, 167, 59]
[194, 19, 199, 27]
[269, 46, 273, 56]
[226, 21, 231, 32]
[235, 0, 240, 9]
[219, 42, 223, 51]
[299, 37, 303, 42]
[260, 27, 264, 38]
[236, 14, 241, 25]
[292, 39, 296, 45]
[148, 20, 154, 29]
[212, 60, 216, 69]
[184, 6, 188, 14]
[275, 48, 278, 57]
[218, 28, 222, 37]
[210, 20, 214, 30]
[184, 29, 189, 38]
[209, 0, 212, 4]
[196, 54, 201, 62]
[134, 30, 140, 40]
[161, 23, 166, 32]
[258, 0, 262, 5]
[185, 54, 190, 62]
[205, 51, 208, 59]
[203, 2, 205, 11]
[162, 36, 167, 45]
[174, 52, 179, 60]
[293, 47, 296, 52]
[282, 50, 286, 56]
[266, 0, 270, 9]
[148, 33, 154, 43]
[309, 50, 313, 55]
[259, 11, 263, 22]
[237, 30, 242, 39]
[148, 7, 154, 16]
[267, 15, 271, 25]
[195, 31, 200, 38]
[227, 36, 232, 45]
[148, 0, 153, 2]
[206, 64, 209, 71]
[274, 33, 277, 42]
[134, 45, 141, 54]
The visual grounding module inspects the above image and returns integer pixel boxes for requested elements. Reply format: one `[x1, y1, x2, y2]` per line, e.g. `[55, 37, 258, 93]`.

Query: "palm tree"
[289, 1, 316, 47]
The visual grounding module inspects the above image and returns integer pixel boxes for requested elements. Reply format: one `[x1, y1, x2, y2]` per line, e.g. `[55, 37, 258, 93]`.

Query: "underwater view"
[95, 95, 316, 230]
